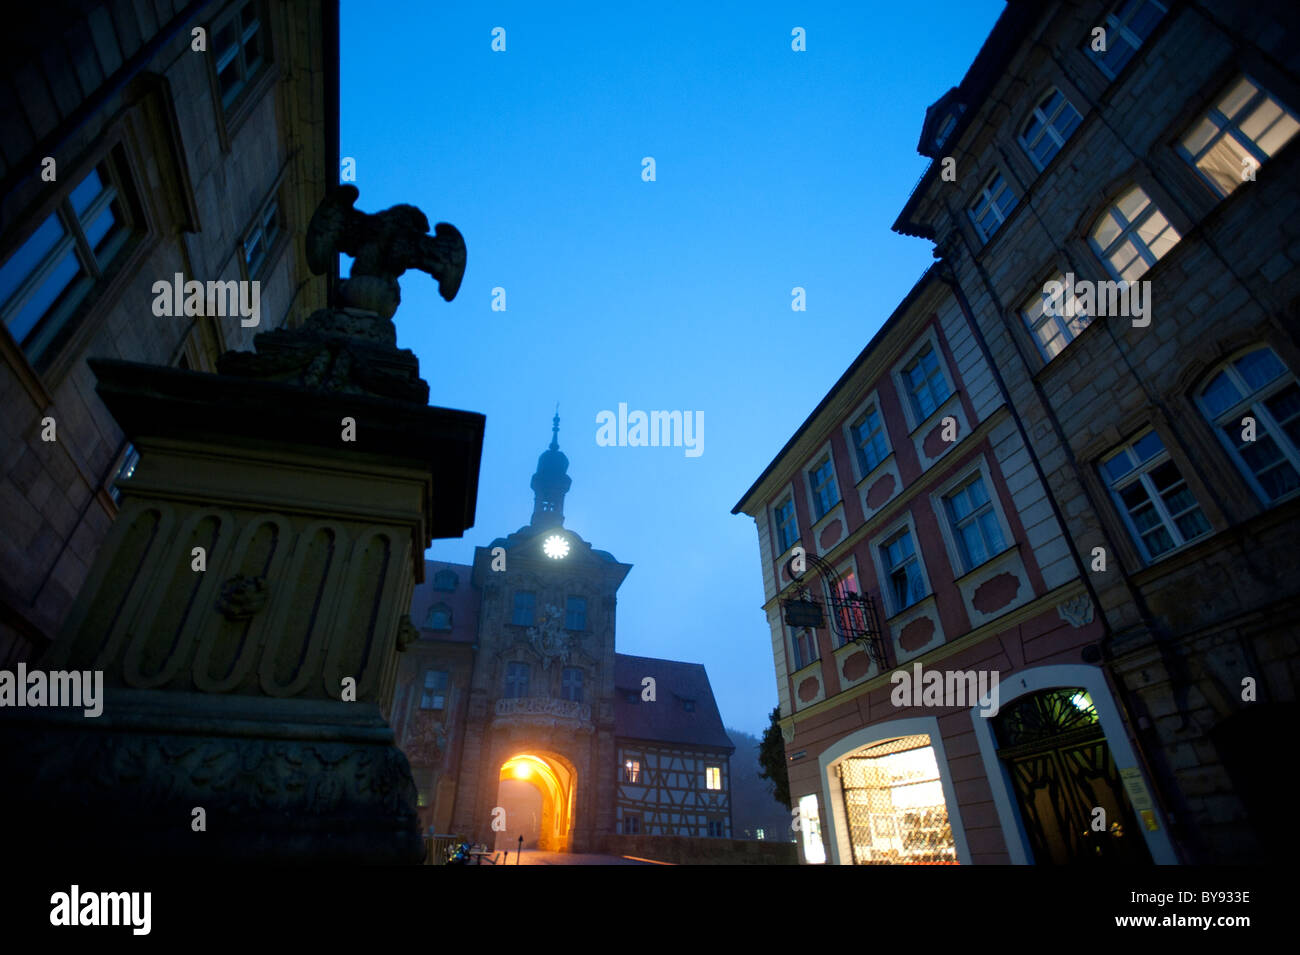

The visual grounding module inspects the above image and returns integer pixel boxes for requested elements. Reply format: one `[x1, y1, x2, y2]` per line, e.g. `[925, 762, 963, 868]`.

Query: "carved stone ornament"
[395, 614, 419, 653]
[781, 721, 795, 744]
[216, 186, 467, 403]
[215, 575, 268, 621]
[1057, 593, 1095, 628]
[527, 604, 572, 669]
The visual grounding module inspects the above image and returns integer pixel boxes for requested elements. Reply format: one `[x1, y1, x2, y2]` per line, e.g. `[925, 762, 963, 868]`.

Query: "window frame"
[1088, 185, 1181, 283]
[790, 624, 820, 672]
[564, 595, 587, 631]
[1195, 345, 1300, 506]
[706, 766, 723, 790]
[876, 519, 931, 617]
[844, 392, 892, 482]
[503, 661, 530, 699]
[1020, 88, 1084, 171]
[806, 451, 841, 523]
[426, 602, 452, 631]
[1099, 428, 1212, 563]
[1085, 0, 1169, 81]
[896, 335, 955, 431]
[967, 171, 1018, 243]
[420, 669, 449, 710]
[511, 590, 536, 627]
[206, 0, 277, 149]
[773, 495, 799, 555]
[1, 147, 142, 373]
[1176, 74, 1300, 200]
[1021, 270, 1094, 363]
[623, 759, 641, 783]
[241, 188, 287, 283]
[938, 468, 1011, 575]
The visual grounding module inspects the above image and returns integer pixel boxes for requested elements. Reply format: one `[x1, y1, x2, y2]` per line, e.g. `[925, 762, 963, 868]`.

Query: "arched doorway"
[992, 687, 1151, 865]
[495, 753, 576, 852]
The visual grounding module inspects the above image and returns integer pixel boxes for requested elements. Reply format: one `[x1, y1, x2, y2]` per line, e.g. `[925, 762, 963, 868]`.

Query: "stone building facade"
[1, 0, 338, 665]
[895, 0, 1300, 865]
[737, 0, 1300, 864]
[391, 418, 733, 852]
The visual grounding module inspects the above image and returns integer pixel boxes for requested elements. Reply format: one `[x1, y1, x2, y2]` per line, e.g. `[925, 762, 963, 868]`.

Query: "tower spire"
[530, 409, 571, 529]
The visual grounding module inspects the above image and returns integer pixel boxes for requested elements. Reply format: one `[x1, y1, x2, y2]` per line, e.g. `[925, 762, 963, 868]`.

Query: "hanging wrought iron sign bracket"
[780, 550, 888, 670]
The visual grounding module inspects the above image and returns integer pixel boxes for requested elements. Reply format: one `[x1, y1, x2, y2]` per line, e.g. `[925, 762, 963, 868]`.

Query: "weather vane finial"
[550, 405, 560, 451]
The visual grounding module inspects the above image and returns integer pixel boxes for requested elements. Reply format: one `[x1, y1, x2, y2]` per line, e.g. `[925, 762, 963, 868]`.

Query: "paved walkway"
[505, 849, 661, 865]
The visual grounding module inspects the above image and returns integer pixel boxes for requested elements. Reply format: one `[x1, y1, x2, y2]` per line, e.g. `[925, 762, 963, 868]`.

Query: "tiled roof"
[613, 653, 734, 751]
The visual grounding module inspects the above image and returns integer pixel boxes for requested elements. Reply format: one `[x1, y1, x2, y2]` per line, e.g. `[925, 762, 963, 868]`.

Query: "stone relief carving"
[527, 604, 573, 669]
[1058, 593, 1095, 628]
[395, 614, 419, 652]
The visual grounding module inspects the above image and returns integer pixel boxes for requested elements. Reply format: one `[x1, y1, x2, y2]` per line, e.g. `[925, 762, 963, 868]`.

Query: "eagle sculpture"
[306, 184, 466, 319]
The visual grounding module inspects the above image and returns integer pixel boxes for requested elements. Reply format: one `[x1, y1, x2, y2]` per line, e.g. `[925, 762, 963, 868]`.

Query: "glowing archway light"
[543, 535, 570, 559]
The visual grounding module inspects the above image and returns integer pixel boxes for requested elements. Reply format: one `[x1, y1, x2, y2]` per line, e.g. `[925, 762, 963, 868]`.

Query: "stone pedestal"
[0, 325, 483, 863]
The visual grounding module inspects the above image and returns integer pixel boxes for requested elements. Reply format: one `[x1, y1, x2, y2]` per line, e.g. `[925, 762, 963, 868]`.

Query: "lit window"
[1, 161, 131, 362]
[504, 661, 530, 698]
[944, 474, 1007, 573]
[1086, 0, 1168, 80]
[902, 343, 952, 424]
[1197, 346, 1300, 504]
[624, 759, 640, 783]
[791, 627, 819, 670]
[706, 766, 722, 790]
[564, 595, 586, 631]
[881, 528, 927, 614]
[850, 404, 890, 476]
[832, 569, 867, 648]
[244, 196, 282, 279]
[426, 603, 452, 631]
[756, 828, 766, 840]
[1021, 89, 1083, 170]
[1101, 430, 1211, 562]
[511, 591, 535, 626]
[214, 1, 267, 110]
[420, 670, 448, 710]
[838, 735, 957, 864]
[1179, 76, 1300, 199]
[1089, 186, 1181, 282]
[808, 456, 840, 521]
[968, 172, 1018, 242]
[774, 497, 799, 553]
[799, 793, 826, 864]
[1022, 272, 1093, 361]
[561, 666, 584, 703]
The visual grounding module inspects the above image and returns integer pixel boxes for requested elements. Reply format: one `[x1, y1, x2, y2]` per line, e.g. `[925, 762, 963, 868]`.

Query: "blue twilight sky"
[340, 1, 1005, 737]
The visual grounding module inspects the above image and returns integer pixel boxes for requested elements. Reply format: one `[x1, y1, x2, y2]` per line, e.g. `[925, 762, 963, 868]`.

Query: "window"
[561, 667, 584, 703]
[707, 819, 725, 838]
[902, 343, 952, 424]
[243, 196, 283, 280]
[1086, 0, 1168, 80]
[624, 759, 641, 783]
[706, 766, 722, 790]
[1101, 430, 1211, 561]
[108, 443, 140, 506]
[850, 404, 890, 476]
[774, 497, 799, 554]
[1089, 186, 1181, 282]
[808, 455, 840, 521]
[426, 603, 451, 630]
[511, 591, 536, 626]
[214, 1, 267, 111]
[1179, 76, 1300, 199]
[564, 595, 587, 631]
[968, 172, 1018, 242]
[944, 474, 1007, 573]
[1021, 89, 1083, 170]
[432, 569, 458, 591]
[934, 111, 960, 150]
[420, 670, 448, 710]
[504, 662, 530, 698]
[792, 627, 819, 670]
[623, 814, 640, 835]
[881, 528, 927, 613]
[1022, 272, 1093, 361]
[832, 569, 867, 648]
[1, 160, 132, 363]
[798, 793, 826, 864]
[1198, 346, 1300, 503]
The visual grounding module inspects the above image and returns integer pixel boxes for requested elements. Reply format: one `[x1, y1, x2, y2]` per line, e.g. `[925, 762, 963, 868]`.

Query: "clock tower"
[450, 416, 631, 852]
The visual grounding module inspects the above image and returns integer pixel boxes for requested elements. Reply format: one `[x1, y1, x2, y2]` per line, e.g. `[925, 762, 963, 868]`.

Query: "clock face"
[543, 535, 570, 559]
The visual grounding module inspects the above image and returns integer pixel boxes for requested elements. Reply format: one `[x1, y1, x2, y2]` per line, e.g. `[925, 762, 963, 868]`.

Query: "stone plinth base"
[0, 690, 423, 864]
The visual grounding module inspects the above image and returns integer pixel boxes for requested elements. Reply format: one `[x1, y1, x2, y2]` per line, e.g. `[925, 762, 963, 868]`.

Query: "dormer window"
[934, 113, 958, 150]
